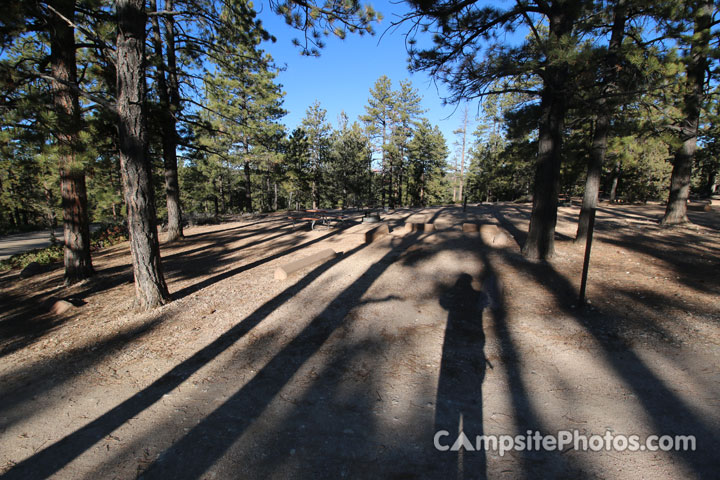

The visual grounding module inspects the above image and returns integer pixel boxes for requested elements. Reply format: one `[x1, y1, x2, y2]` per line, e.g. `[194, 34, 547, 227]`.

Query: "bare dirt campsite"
[1, 204, 718, 479]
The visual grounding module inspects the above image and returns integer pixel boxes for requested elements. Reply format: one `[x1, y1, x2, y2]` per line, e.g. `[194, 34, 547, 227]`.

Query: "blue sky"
[254, 0, 473, 155]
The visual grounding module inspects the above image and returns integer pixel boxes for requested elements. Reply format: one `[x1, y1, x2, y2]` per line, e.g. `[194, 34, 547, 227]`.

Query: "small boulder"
[50, 300, 74, 315]
[492, 231, 510, 246]
[20, 262, 48, 279]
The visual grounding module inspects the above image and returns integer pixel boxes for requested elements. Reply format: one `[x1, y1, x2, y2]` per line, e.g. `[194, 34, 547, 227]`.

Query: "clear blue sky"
[254, 0, 472, 154]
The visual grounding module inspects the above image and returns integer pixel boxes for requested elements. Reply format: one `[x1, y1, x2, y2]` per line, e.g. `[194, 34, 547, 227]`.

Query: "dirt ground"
[0, 203, 718, 479]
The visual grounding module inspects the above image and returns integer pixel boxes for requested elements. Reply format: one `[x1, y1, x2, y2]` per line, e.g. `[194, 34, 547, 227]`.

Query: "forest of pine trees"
[1, 0, 718, 306]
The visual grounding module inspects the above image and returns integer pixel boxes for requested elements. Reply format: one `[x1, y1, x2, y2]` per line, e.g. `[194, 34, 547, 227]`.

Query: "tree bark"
[243, 158, 252, 212]
[44, 182, 58, 244]
[576, 115, 608, 242]
[576, 0, 626, 242]
[522, 6, 575, 260]
[661, 0, 712, 226]
[311, 177, 318, 209]
[149, 0, 183, 241]
[457, 106, 468, 203]
[273, 181, 278, 211]
[458, 141, 466, 203]
[522, 81, 566, 260]
[49, 0, 95, 284]
[117, 0, 170, 309]
[397, 157, 402, 206]
[609, 160, 620, 202]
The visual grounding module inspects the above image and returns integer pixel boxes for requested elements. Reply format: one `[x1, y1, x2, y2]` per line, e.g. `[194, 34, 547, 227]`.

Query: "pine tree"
[452, 105, 471, 203]
[117, 0, 170, 309]
[0, 0, 96, 281]
[407, 119, 449, 206]
[149, 0, 183, 241]
[284, 127, 312, 209]
[389, 79, 424, 207]
[361, 76, 395, 207]
[197, 8, 285, 213]
[300, 101, 333, 209]
[405, 0, 590, 259]
[661, 0, 717, 225]
[330, 121, 373, 207]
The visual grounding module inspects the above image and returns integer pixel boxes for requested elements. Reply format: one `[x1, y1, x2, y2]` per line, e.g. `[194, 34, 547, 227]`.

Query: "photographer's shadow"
[434, 273, 488, 479]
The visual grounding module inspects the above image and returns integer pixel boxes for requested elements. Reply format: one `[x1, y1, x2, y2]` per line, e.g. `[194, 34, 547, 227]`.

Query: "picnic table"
[287, 210, 348, 230]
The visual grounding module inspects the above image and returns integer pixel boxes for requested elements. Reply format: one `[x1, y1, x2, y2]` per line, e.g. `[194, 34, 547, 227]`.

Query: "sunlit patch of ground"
[1, 204, 718, 479]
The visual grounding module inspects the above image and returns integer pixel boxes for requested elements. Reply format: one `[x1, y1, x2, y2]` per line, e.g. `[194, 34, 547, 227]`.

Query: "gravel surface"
[0, 204, 718, 479]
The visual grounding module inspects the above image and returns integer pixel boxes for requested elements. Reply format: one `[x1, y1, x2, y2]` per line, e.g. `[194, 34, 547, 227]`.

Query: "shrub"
[0, 244, 64, 271]
[0, 223, 129, 272]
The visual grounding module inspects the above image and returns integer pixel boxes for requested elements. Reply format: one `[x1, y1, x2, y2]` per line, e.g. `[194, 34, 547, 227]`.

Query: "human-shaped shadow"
[435, 273, 487, 479]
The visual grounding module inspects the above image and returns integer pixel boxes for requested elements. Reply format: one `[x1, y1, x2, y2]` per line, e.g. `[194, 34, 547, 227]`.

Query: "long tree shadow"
[180, 216, 280, 240]
[163, 220, 294, 262]
[602, 234, 720, 296]
[476, 245, 585, 478]
[0, 224, 292, 357]
[162, 226, 300, 283]
[491, 209, 719, 477]
[434, 273, 488, 478]
[0, 233, 383, 480]
[108, 294, 405, 480]
[171, 222, 356, 300]
[0, 310, 175, 433]
[596, 204, 720, 231]
[491, 205, 528, 248]
[135, 233, 423, 479]
[383, 228, 583, 478]
[0, 221, 347, 373]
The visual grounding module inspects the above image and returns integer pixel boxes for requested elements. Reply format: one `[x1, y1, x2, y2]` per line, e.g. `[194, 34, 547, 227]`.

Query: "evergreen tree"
[405, 0, 591, 259]
[149, 0, 183, 241]
[284, 127, 312, 209]
[117, 0, 170, 309]
[0, 0, 96, 282]
[196, 6, 285, 214]
[360, 75, 395, 206]
[300, 101, 333, 209]
[389, 79, 424, 207]
[330, 121, 373, 207]
[452, 105, 471, 203]
[407, 119, 449, 206]
[661, 0, 717, 225]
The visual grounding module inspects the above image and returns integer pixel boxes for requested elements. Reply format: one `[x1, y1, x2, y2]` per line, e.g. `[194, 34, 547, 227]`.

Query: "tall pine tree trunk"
[522, 6, 575, 260]
[609, 161, 620, 202]
[117, 0, 170, 309]
[661, 0, 712, 225]
[457, 107, 468, 203]
[149, 0, 183, 241]
[312, 177, 318, 209]
[163, 0, 183, 238]
[243, 157, 252, 212]
[49, 0, 94, 284]
[576, 0, 626, 242]
[576, 114, 608, 241]
[273, 181, 278, 211]
[522, 80, 566, 260]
